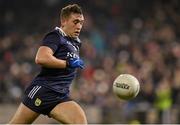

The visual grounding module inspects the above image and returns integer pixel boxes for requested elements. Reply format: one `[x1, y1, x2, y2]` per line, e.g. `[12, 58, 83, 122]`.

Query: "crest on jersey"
[35, 98, 42, 106]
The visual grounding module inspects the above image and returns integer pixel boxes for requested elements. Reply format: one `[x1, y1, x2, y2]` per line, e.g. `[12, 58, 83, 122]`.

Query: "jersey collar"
[55, 27, 81, 43]
[55, 27, 67, 37]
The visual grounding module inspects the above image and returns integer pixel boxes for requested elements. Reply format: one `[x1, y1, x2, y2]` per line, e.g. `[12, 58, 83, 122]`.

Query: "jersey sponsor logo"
[35, 98, 42, 106]
[67, 52, 79, 59]
[28, 86, 42, 99]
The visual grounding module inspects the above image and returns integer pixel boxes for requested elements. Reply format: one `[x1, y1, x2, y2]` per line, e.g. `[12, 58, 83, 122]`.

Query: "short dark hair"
[60, 4, 83, 19]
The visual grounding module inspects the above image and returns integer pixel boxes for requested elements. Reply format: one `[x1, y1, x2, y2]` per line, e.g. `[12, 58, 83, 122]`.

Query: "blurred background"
[0, 0, 180, 124]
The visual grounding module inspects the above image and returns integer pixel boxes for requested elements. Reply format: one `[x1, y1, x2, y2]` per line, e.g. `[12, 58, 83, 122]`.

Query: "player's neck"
[60, 26, 78, 39]
[58, 27, 68, 36]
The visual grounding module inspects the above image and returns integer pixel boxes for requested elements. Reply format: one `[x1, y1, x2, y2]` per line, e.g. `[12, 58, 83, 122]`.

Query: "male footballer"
[9, 4, 87, 124]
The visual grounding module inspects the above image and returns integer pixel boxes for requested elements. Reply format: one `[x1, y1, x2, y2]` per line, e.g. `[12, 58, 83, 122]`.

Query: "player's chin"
[72, 33, 79, 38]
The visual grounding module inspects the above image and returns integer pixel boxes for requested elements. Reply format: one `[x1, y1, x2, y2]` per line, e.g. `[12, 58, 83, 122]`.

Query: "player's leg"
[9, 103, 40, 124]
[49, 101, 87, 124]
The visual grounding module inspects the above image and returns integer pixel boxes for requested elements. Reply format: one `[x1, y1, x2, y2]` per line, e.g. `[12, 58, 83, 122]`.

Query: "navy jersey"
[33, 27, 81, 94]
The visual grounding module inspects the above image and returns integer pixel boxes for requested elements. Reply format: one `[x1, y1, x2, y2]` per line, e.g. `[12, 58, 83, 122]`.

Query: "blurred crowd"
[0, 0, 180, 124]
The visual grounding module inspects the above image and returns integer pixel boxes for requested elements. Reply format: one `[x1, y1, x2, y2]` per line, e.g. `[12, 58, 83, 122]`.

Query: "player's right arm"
[35, 46, 67, 68]
[35, 32, 84, 69]
[35, 32, 67, 69]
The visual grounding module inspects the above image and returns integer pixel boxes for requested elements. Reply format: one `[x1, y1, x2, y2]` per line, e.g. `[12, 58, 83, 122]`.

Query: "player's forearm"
[35, 54, 67, 68]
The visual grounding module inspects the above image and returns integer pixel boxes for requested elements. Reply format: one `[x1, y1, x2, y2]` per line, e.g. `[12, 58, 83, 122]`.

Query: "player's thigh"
[49, 101, 87, 124]
[9, 103, 40, 124]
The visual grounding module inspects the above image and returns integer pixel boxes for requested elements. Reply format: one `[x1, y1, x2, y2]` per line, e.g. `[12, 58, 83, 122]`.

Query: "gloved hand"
[66, 58, 84, 69]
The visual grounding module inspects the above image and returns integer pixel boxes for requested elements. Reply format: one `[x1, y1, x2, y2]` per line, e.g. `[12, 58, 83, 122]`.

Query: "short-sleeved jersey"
[32, 27, 81, 94]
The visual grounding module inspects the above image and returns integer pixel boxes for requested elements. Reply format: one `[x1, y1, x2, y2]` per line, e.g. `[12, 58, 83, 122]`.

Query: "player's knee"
[51, 112, 87, 124]
[64, 111, 87, 124]
[73, 103, 87, 124]
[66, 109, 87, 124]
[74, 112, 87, 124]
[50, 101, 87, 124]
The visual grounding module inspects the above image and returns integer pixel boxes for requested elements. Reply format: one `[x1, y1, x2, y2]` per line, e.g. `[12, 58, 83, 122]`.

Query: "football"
[113, 74, 140, 100]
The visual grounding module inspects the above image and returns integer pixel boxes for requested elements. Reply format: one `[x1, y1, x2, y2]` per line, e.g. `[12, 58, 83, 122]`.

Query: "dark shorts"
[22, 83, 72, 115]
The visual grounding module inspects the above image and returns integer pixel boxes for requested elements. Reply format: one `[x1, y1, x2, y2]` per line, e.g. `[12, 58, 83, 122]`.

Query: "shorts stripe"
[28, 86, 38, 98]
[31, 86, 41, 99]
[28, 86, 41, 99]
